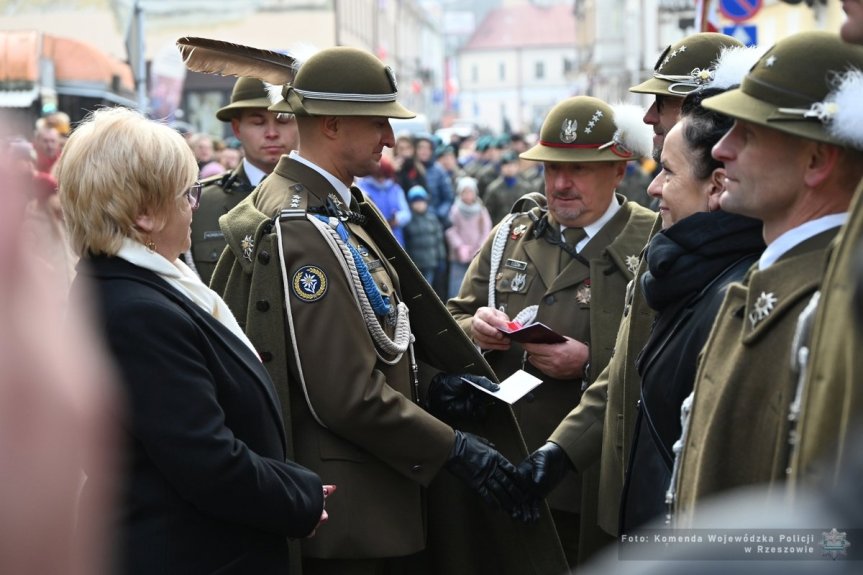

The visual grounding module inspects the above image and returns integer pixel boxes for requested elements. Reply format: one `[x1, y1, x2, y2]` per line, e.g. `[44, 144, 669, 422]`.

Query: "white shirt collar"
[242, 158, 268, 187]
[758, 213, 847, 270]
[289, 150, 352, 206]
[561, 195, 621, 253]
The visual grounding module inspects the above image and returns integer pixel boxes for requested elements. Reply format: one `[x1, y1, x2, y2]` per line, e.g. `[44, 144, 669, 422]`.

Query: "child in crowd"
[445, 177, 491, 298]
[403, 185, 445, 285]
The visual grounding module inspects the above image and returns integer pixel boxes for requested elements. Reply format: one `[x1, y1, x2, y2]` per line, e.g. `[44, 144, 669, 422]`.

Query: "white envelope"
[463, 369, 543, 405]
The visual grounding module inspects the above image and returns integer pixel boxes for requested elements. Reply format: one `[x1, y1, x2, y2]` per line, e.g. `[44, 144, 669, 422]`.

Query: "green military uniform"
[192, 43, 567, 574]
[189, 164, 254, 284]
[672, 31, 863, 525]
[548, 218, 659, 535]
[790, 183, 863, 490]
[188, 76, 280, 285]
[448, 95, 655, 565]
[544, 31, 741, 537]
[212, 155, 567, 575]
[674, 232, 837, 525]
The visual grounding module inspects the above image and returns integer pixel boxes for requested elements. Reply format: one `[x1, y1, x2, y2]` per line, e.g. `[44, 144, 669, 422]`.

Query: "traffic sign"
[722, 24, 758, 47]
[719, 0, 763, 23]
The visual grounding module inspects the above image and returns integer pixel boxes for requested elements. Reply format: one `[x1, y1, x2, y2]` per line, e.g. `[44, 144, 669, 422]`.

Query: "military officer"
[515, 31, 745, 544]
[188, 76, 298, 283]
[194, 44, 567, 575]
[787, 0, 863, 496]
[670, 32, 863, 526]
[447, 95, 655, 565]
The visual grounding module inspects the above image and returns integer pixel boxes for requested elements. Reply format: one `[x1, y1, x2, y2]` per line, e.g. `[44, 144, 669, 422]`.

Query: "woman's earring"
[146, 239, 156, 253]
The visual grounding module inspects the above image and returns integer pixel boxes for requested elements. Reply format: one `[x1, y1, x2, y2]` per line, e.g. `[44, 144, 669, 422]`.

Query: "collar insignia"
[749, 291, 778, 327]
[625, 254, 639, 274]
[241, 234, 255, 262]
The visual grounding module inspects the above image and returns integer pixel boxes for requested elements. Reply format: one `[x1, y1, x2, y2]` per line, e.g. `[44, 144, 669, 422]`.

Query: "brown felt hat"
[702, 31, 863, 148]
[630, 32, 744, 97]
[520, 96, 651, 163]
[216, 77, 273, 122]
[269, 46, 415, 119]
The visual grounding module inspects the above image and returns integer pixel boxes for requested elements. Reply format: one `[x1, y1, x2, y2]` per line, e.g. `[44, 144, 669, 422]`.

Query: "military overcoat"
[792, 179, 863, 491]
[548, 216, 661, 535]
[447, 195, 654, 560]
[211, 156, 567, 574]
[190, 163, 254, 284]
[674, 230, 837, 526]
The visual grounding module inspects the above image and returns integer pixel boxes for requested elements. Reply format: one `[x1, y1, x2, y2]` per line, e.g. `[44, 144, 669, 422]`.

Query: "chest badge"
[625, 254, 639, 274]
[576, 279, 591, 305]
[505, 258, 528, 271]
[749, 291, 778, 328]
[292, 265, 328, 302]
[510, 272, 527, 292]
[511, 224, 527, 240]
[241, 234, 255, 262]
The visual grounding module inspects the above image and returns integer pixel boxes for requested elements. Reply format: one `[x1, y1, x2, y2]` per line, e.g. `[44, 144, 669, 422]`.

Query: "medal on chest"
[576, 278, 591, 305]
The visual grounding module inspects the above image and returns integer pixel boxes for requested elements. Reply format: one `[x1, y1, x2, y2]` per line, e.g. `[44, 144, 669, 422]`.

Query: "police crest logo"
[292, 265, 328, 302]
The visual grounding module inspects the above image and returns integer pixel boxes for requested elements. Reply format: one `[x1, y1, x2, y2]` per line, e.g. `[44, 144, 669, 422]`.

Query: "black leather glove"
[446, 430, 539, 523]
[426, 373, 499, 423]
[517, 441, 574, 499]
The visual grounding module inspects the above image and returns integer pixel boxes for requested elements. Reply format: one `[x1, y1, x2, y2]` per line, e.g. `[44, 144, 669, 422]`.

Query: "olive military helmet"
[630, 32, 744, 96]
[215, 77, 274, 121]
[520, 96, 652, 163]
[702, 31, 863, 149]
[269, 46, 415, 119]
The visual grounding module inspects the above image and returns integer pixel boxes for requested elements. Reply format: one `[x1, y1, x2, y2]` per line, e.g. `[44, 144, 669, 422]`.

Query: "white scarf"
[116, 239, 259, 359]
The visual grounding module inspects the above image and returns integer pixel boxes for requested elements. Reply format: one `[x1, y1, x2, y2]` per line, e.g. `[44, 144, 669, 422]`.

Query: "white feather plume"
[265, 82, 284, 106]
[706, 45, 766, 90]
[611, 103, 652, 159]
[828, 68, 863, 150]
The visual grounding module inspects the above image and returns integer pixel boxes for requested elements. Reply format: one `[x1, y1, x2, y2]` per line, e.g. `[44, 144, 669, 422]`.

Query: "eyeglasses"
[184, 182, 203, 210]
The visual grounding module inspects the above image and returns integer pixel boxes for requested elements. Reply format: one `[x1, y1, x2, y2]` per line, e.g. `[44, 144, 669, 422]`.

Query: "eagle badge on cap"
[560, 119, 578, 143]
[292, 265, 328, 302]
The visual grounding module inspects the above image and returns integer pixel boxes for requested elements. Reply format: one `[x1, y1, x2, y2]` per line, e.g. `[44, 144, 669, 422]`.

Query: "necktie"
[559, 227, 587, 271]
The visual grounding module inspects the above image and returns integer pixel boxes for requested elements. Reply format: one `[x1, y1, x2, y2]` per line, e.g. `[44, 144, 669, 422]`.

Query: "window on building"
[535, 61, 545, 80]
[472, 64, 478, 84]
[499, 62, 505, 82]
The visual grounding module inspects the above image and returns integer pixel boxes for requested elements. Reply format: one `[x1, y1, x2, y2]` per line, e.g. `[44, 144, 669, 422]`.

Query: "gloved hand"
[446, 430, 539, 523]
[426, 373, 499, 423]
[516, 441, 574, 499]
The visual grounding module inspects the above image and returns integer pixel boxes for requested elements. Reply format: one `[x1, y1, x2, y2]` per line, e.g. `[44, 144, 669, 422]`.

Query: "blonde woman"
[58, 107, 328, 574]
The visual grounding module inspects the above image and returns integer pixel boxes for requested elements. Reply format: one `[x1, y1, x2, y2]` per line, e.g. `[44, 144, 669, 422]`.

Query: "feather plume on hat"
[176, 37, 296, 86]
[828, 69, 863, 150]
[264, 43, 319, 105]
[705, 45, 766, 91]
[608, 103, 653, 159]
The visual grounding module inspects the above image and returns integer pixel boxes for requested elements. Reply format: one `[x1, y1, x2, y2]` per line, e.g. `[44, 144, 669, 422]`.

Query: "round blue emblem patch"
[292, 265, 328, 302]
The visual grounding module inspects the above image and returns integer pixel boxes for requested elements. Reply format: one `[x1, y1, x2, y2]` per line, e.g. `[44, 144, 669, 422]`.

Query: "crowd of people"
[3, 7, 863, 574]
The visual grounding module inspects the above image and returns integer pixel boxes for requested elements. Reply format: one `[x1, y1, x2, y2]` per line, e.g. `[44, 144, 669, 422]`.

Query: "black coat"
[619, 211, 764, 532]
[76, 256, 323, 575]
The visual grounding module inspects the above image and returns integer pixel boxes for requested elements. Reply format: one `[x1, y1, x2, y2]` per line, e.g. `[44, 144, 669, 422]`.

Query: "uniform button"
[256, 300, 270, 312]
[258, 250, 270, 264]
[260, 351, 273, 362]
[209, 250, 220, 260]
[544, 295, 556, 305]
[379, 283, 389, 293]
[496, 273, 503, 280]
[410, 464, 423, 474]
